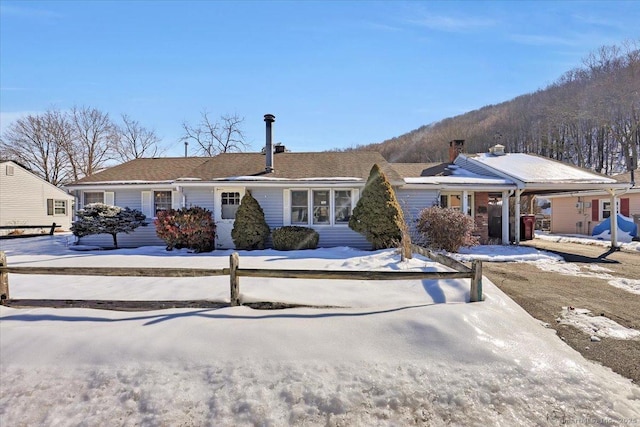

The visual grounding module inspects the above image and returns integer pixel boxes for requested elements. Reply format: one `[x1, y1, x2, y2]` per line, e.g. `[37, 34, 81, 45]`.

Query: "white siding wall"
[184, 188, 214, 210]
[0, 162, 73, 232]
[395, 188, 439, 243]
[75, 185, 439, 250]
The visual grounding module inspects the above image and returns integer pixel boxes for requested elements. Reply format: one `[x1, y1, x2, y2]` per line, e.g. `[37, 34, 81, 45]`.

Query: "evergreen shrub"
[272, 226, 319, 250]
[231, 192, 270, 250]
[349, 164, 407, 250]
[416, 206, 479, 252]
[154, 206, 215, 252]
[72, 203, 147, 248]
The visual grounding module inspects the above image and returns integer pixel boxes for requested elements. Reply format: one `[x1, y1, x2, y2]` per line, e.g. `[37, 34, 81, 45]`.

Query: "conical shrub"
[349, 164, 405, 250]
[231, 192, 270, 250]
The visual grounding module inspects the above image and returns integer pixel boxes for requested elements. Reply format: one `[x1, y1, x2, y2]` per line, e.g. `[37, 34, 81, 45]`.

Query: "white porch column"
[607, 189, 618, 248]
[501, 190, 510, 244]
[462, 190, 469, 216]
[514, 189, 523, 244]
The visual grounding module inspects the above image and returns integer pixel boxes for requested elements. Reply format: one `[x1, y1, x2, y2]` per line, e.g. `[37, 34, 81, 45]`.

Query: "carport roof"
[458, 153, 630, 193]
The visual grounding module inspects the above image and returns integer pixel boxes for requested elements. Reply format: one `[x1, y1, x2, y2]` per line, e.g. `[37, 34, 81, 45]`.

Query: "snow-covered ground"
[534, 230, 640, 252]
[1, 235, 639, 426]
[453, 233, 640, 297]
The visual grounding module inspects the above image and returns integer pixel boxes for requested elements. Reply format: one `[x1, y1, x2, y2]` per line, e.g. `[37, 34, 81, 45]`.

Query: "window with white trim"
[313, 190, 330, 224]
[221, 192, 241, 219]
[154, 191, 172, 215]
[334, 190, 352, 223]
[288, 189, 356, 226]
[47, 199, 67, 216]
[84, 192, 104, 206]
[599, 199, 619, 220]
[291, 190, 309, 224]
[439, 192, 473, 216]
[601, 200, 611, 219]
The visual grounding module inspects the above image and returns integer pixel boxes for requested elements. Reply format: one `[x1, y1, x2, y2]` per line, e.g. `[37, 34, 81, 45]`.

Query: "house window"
[289, 189, 355, 226]
[313, 190, 330, 224]
[6, 165, 14, 176]
[334, 190, 352, 223]
[291, 190, 309, 224]
[440, 192, 473, 216]
[154, 191, 172, 215]
[84, 192, 104, 206]
[47, 199, 67, 216]
[221, 192, 241, 219]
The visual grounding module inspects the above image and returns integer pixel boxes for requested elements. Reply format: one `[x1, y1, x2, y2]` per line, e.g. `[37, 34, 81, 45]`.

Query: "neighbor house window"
[600, 200, 611, 220]
[47, 199, 67, 216]
[221, 192, 241, 219]
[154, 191, 172, 215]
[334, 190, 352, 223]
[84, 192, 104, 206]
[291, 190, 309, 224]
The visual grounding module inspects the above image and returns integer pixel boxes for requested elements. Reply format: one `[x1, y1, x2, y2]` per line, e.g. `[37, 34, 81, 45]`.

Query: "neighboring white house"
[0, 160, 74, 235]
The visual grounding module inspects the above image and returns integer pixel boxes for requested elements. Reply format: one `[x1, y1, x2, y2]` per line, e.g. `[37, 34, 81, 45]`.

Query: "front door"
[214, 187, 245, 249]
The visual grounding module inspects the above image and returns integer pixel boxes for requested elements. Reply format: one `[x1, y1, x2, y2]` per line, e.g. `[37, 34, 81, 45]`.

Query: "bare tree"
[0, 110, 74, 185]
[115, 114, 164, 161]
[181, 111, 248, 156]
[67, 106, 119, 179]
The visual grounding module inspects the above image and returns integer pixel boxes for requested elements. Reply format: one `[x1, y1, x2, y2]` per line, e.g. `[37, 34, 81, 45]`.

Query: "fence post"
[49, 223, 57, 235]
[470, 260, 483, 302]
[0, 251, 8, 303]
[229, 252, 240, 306]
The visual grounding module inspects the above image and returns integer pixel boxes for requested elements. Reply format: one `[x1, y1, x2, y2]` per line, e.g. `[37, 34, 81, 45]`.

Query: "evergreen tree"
[71, 203, 146, 248]
[231, 192, 270, 250]
[349, 164, 406, 250]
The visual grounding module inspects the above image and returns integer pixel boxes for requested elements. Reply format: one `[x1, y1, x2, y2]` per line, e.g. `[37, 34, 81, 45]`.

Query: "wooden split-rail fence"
[0, 223, 61, 239]
[0, 244, 482, 310]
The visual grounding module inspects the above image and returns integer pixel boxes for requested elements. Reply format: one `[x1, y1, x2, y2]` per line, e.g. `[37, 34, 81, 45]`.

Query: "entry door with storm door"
[214, 188, 245, 249]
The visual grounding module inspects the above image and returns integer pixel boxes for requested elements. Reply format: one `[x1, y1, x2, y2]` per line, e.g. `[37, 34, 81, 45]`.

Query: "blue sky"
[1, 1, 638, 157]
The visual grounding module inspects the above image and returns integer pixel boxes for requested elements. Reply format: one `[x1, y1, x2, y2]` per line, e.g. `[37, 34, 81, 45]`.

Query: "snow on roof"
[469, 153, 618, 184]
[405, 176, 513, 185]
[405, 164, 513, 186]
[212, 176, 363, 182]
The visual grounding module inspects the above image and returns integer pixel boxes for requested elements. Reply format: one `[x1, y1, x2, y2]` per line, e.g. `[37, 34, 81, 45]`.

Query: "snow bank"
[1, 235, 639, 425]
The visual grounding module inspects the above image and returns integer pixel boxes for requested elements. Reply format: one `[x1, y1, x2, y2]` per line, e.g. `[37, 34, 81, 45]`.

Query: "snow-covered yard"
[1, 235, 639, 426]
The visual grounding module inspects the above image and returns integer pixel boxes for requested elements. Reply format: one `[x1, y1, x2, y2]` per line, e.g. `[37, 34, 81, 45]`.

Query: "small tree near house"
[231, 191, 270, 250]
[154, 206, 216, 252]
[71, 203, 147, 248]
[416, 206, 478, 252]
[349, 164, 410, 257]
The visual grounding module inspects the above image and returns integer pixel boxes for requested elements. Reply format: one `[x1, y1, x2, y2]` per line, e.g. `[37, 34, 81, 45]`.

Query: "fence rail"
[0, 245, 483, 309]
[0, 223, 61, 238]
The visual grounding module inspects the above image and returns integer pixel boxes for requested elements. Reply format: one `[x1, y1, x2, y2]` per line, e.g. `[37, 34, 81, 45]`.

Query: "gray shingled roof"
[391, 162, 446, 178]
[72, 157, 211, 184]
[70, 152, 403, 184]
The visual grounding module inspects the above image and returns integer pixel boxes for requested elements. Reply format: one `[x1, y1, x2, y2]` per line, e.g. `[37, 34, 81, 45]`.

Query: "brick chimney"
[449, 140, 464, 163]
[264, 114, 275, 172]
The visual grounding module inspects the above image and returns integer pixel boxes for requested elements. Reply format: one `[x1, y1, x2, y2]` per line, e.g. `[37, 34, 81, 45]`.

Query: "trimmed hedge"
[272, 226, 319, 251]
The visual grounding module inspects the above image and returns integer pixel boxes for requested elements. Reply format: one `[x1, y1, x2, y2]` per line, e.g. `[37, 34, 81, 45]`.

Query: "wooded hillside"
[351, 42, 639, 175]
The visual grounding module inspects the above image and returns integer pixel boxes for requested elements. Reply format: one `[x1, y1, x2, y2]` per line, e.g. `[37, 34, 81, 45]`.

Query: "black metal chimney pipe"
[264, 114, 275, 172]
